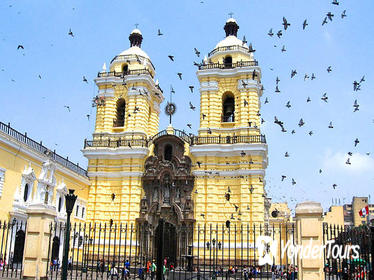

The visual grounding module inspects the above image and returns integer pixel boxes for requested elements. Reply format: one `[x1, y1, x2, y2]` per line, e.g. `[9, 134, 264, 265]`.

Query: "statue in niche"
[175, 187, 181, 201]
[153, 187, 159, 202]
[163, 175, 171, 204]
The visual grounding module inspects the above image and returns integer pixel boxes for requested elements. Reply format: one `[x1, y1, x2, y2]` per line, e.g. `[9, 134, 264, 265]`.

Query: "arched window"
[23, 183, 29, 202]
[222, 93, 235, 122]
[58, 196, 62, 212]
[224, 56, 232, 68]
[164, 145, 173, 161]
[114, 98, 126, 127]
[122, 64, 128, 74]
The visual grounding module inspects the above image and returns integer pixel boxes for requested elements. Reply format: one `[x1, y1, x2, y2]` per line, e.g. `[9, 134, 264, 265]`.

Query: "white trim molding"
[0, 167, 5, 198]
[82, 147, 149, 160]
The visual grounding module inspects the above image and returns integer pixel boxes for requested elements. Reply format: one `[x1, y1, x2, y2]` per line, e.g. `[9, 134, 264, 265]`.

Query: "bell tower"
[83, 28, 164, 225]
[93, 28, 163, 138]
[190, 18, 268, 226]
[197, 18, 262, 138]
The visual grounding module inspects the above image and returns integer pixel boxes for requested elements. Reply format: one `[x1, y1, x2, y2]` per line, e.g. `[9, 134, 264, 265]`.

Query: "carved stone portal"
[137, 135, 194, 265]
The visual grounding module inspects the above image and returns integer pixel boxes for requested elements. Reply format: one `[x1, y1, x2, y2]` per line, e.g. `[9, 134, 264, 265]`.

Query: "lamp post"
[61, 189, 77, 280]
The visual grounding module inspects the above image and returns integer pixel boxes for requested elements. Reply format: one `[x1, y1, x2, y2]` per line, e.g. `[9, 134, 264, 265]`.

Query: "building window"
[122, 64, 128, 74]
[222, 93, 235, 122]
[58, 196, 62, 212]
[81, 207, 85, 218]
[164, 145, 173, 161]
[114, 98, 126, 127]
[23, 184, 29, 202]
[76, 205, 79, 217]
[224, 56, 232, 68]
[0, 168, 5, 198]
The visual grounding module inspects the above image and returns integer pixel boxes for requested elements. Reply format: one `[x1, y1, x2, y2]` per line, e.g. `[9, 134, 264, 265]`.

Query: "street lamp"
[61, 189, 77, 280]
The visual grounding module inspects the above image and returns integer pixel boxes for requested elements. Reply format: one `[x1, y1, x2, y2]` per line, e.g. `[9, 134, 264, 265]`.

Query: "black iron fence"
[46, 221, 296, 280]
[0, 220, 27, 279]
[323, 223, 374, 280]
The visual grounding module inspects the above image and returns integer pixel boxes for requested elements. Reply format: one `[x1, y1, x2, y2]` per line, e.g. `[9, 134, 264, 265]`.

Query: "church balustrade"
[191, 134, 266, 145]
[97, 69, 154, 78]
[208, 45, 254, 57]
[198, 60, 258, 70]
[0, 121, 87, 177]
[84, 138, 148, 148]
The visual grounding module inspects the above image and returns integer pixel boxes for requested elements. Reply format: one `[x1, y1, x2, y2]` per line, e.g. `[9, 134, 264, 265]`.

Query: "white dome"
[215, 35, 248, 49]
[131, 28, 142, 35]
[119, 46, 150, 59]
[226, 18, 237, 24]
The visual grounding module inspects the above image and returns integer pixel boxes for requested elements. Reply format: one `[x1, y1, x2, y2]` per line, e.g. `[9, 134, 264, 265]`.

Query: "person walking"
[150, 260, 156, 280]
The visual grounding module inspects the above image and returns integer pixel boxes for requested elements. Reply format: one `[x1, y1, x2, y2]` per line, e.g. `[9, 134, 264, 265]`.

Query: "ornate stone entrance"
[137, 134, 195, 266]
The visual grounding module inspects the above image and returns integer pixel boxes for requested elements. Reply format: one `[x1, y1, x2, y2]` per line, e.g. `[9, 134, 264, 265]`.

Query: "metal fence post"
[156, 219, 164, 280]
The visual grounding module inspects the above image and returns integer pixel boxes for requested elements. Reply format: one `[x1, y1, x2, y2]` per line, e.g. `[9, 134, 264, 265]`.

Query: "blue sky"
[1, 0, 373, 211]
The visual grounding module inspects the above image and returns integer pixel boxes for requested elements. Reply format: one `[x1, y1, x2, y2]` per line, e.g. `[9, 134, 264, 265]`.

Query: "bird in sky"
[354, 138, 359, 147]
[197, 161, 202, 168]
[168, 55, 174, 61]
[194, 48, 200, 57]
[292, 178, 296, 185]
[285, 101, 291, 108]
[327, 12, 334, 21]
[64, 105, 71, 112]
[83, 76, 88, 83]
[202, 113, 206, 120]
[277, 30, 283, 38]
[309, 131, 313, 136]
[285, 152, 290, 157]
[307, 97, 311, 103]
[346, 158, 351, 165]
[303, 19, 308, 30]
[187, 124, 192, 129]
[281, 45, 286, 52]
[304, 74, 310, 81]
[353, 100, 359, 112]
[242, 35, 247, 45]
[327, 66, 332, 73]
[322, 17, 328, 26]
[244, 99, 248, 107]
[298, 118, 305, 127]
[177, 72, 182, 80]
[341, 10, 347, 19]
[17, 45, 24, 50]
[157, 29, 163, 36]
[291, 69, 297, 78]
[189, 102, 196, 111]
[189, 85, 194, 93]
[332, 0, 339, 5]
[282, 17, 290, 30]
[268, 28, 274, 37]
[275, 85, 280, 93]
[332, 184, 337, 189]
[328, 121, 334, 128]
[321, 93, 328, 102]
[68, 28, 74, 37]
[311, 73, 316, 80]
[264, 97, 269, 104]
[281, 175, 287, 181]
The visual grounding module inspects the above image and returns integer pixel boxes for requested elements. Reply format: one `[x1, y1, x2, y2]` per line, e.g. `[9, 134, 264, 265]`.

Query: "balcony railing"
[84, 138, 148, 148]
[0, 121, 87, 177]
[191, 134, 266, 145]
[208, 45, 252, 57]
[198, 60, 258, 70]
[97, 69, 154, 78]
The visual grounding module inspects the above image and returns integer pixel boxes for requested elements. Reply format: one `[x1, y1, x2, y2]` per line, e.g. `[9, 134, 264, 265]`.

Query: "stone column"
[23, 205, 56, 280]
[295, 201, 324, 280]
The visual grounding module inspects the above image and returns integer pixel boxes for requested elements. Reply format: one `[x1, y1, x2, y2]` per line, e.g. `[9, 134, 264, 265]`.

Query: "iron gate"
[323, 223, 374, 280]
[0, 220, 27, 279]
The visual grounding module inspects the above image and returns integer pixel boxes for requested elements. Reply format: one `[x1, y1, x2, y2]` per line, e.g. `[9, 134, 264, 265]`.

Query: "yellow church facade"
[82, 18, 269, 262]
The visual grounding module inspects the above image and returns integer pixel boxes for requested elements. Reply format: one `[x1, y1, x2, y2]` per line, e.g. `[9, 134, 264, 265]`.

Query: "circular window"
[23, 184, 29, 202]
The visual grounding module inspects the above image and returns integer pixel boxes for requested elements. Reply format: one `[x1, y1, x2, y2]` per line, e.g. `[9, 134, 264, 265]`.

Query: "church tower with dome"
[83, 18, 268, 261]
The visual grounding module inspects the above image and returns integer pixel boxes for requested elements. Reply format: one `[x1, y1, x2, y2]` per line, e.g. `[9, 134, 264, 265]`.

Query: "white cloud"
[322, 150, 374, 174]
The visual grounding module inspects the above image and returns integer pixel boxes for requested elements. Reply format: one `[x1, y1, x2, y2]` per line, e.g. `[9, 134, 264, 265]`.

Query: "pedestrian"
[151, 260, 156, 280]
[110, 263, 118, 280]
[68, 257, 72, 270]
[243, 266, 249, 280]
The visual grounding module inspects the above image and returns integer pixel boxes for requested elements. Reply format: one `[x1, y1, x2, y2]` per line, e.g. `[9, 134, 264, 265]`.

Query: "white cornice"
[0, 132, 89, 185]
[87, 171, 143, 178]
[193, 169, 265, 177]
[190, 143, 268, 157]
[82, 147, 149, 159]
